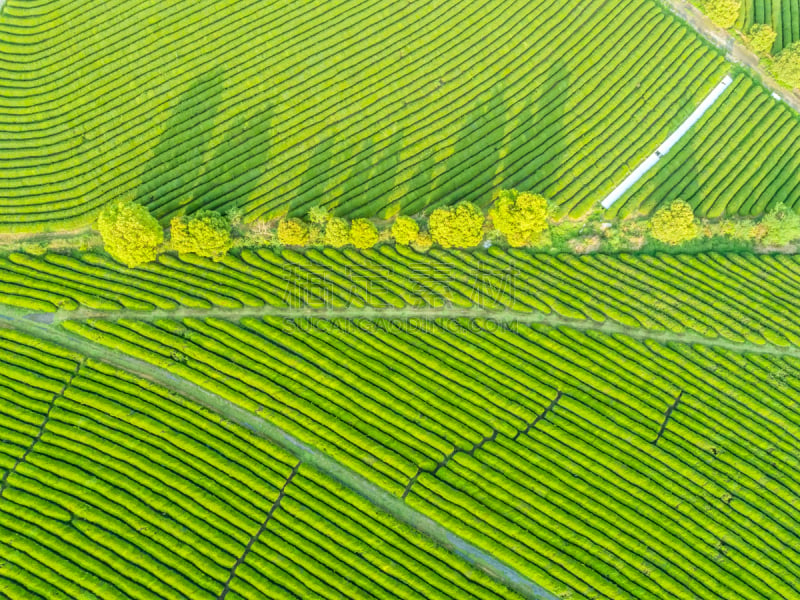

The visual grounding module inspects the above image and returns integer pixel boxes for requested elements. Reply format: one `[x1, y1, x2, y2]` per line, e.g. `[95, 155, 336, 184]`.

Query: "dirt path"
[0, 307, 556, 600]
[661, 0, 800, 112]
[29, 302, 800, 360]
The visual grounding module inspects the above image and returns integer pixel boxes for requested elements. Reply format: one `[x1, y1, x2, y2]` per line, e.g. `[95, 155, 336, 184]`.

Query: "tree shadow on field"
[187, 98, 274, 216]
[336, 126, 405, 218]
[137, 68, 224, 221]
[287, 134, 337, 216]
[136, 68, 275, 222]
[505, 60, 572, 218]
[400, 84, 506, 216]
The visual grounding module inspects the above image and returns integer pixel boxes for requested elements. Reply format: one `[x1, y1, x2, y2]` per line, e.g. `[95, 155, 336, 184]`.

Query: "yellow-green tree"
[391, 216, 420, 245]
[649, 200, 699, 245]
[760, 203, 800, 245]
[97, 200, 163, 268]
[428, 202, 485, 248]
[749, 24, 776, 55]
[170, 210, 232, 261]
[277, 218, 310, 246]
[325, 217, 351, 248]
[705, 0, 741, 28]
[350, 218, 379, 249]
[411, 231, 433, 253]
[489, 189, 548, 247]
[773, 42, 800, 88]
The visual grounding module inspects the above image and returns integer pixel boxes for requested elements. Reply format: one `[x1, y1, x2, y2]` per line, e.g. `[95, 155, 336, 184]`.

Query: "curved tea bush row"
[608, 75, 800, 219]
[228, 465, 518, 600]
[4, 246, 800, 346]
[0, 330, 518, 599]
[0, 0, 725, 230]
[61, 316, 800, 598]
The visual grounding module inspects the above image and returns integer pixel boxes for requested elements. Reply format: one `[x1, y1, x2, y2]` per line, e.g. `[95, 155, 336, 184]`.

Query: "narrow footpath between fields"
[0, 307, 557, 600]
[661, 0, 800, 113]
[25, 302, 800, 361]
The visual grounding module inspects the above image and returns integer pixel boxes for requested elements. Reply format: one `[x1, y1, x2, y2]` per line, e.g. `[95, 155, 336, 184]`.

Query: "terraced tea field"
[3, 0, 800, 597]
[35, 312, 800, 599]
[0, 0, 729, 231]
[5, 247, 800, 347]
[0, 329, 518, 599]
[608, 74, 800, 218]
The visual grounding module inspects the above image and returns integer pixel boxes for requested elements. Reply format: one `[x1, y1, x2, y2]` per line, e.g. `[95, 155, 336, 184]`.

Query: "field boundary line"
[0, 310, 556, 600]
[218, 461, 301, 600]
[601, 74, 732, 209]
[402, 428, 499, 500]
[653, 391, 682, 445]
[22, 302, 800, 361]
[658, 0, 800, 113]
[0, 357, 85, 498]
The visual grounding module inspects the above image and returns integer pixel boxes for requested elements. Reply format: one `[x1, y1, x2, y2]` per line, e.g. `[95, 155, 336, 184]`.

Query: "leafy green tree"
[170, 210, 232, 261]
[97, 199, 163, 268]
[428, 202, 485, 248]
[325, 217, 351, 248]
[391, 216, 420, 245]
[649, 200, 699, 245]
[705, 0, 741, 28]
[277, 218, 310, 246]
[411, 231, 433, 253]
[749, 24, 777, 55]
[350, 218, 379, 249]
[760, 203, 800, 245]
[489, 189, 548, 247]
[772, 42, 800, 88]
[308, 205, 330, 225]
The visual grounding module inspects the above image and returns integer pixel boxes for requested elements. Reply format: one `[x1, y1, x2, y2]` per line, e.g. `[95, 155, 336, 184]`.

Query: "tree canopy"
[429, 202, 485, 248]
[170, 210, 232, 261]
[649, 200, 699, 245]
[489, 189, 548, 247]
[97, 200, 164, 268]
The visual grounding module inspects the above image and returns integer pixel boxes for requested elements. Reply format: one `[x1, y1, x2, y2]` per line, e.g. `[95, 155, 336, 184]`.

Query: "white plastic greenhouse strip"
[601, 74, 733, 209]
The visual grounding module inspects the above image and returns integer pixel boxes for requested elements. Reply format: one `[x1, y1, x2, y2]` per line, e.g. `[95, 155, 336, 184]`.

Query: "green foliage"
[411, 231, 433, 253]
[170, 210, 232, 261]
[350, 219, 379, 249]
[277, 218, 310, 246]
[704, 0, 741, 28]
[428, 202, 485, 248]
[489, 189, 548, 247]
[748, 24, 777, 55]
[772, 42, 800, 88]
[759, 203, 800, 245]
[649, 200, 699, 245]
[325, 217, 351, 248]
[392, 216, 420, 245]
[97, 200, 163, 268]
[308, 205, 330, 225]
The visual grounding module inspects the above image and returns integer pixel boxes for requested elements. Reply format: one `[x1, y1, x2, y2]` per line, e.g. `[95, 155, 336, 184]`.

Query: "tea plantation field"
[41, 313, 800, 599]
[2, 0, 800, 597]
[0, 0, 730, 231]
[608, 74, 800, 218]
[0, 328, 518, 599]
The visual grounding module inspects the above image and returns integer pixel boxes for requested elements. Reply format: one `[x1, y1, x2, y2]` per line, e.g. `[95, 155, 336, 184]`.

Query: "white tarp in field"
[601, 74, 733, 209]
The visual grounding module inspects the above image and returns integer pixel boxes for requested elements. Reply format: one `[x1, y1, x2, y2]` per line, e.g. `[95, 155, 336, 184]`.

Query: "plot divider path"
[218, 461, 302, 600]
[21, 303, 800, 361]
[0, 307, 557, 600]
[653, 391, 683, 445]
[0, 357, 86, 498]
